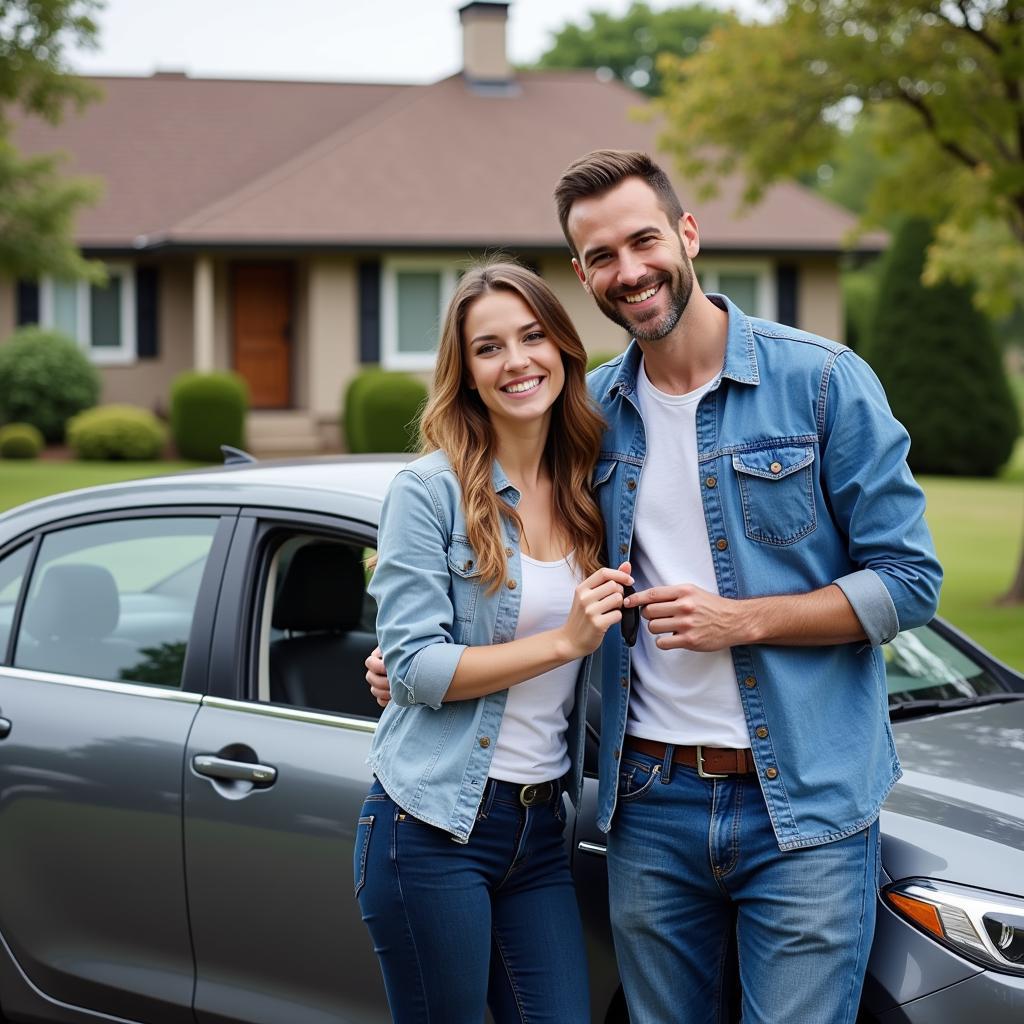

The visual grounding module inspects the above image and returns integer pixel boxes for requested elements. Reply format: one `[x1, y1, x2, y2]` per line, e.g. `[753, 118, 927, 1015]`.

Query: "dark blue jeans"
[355, 777, 590, 1024]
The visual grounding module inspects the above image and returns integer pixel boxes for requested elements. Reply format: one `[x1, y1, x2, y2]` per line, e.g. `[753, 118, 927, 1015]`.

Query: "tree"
[535, 1, 729, 96]
[656, 0, 1024, 602]
[0, 0, 104, 281]
[865, 218, 1019, 476]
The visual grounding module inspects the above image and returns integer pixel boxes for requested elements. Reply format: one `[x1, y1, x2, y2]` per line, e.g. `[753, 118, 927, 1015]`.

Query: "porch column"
[193, 256, 215, 371]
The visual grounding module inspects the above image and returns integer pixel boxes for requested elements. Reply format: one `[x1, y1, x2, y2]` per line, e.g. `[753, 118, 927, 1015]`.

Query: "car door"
[0, 509, 235, 1023]
[183, 511, 388, 1024]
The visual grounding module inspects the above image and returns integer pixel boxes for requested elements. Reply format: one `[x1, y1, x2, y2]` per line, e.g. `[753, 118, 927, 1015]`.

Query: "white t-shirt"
[628, 359, 750, 747]
[488, 553, 582, 783]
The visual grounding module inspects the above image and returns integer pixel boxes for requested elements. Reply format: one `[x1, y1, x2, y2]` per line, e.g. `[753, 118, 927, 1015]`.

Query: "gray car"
[0, 455, 1021, 1024]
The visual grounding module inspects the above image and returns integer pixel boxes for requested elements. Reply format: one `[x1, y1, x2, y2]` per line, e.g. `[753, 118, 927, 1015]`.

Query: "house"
[1, 1, 884, 453]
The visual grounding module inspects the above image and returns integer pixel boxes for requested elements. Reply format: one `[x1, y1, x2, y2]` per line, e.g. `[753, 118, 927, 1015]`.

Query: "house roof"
[11, 70, 885, 254]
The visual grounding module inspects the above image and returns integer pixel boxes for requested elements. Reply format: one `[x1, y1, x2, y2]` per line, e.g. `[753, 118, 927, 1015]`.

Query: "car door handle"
[192, 755, 277, 785]
[0, 718, 10, 740]
[577, 840, 607, 857]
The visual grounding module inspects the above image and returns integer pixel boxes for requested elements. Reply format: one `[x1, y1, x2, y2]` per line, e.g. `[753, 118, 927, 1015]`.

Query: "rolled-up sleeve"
[368, 470, 466, 708]
[821, 351, 943, 644]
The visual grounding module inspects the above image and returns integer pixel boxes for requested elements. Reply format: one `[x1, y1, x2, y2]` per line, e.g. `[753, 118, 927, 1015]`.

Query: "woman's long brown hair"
[420, 260, 606, 593]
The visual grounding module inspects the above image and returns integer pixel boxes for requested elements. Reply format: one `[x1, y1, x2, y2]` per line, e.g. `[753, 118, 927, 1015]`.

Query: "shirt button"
[770, 462, 782, 474]
[755, 726, 768, 739]
[480, 737, 490, 748]
[466, 559, 474, 569]
[620, 675, 628, 688]
[715, 538, 728, 551]
[706, 475, 717, 488]
[626, 478, 637, 491]
[619, 542, 628, 555]
[506, 579, 517, 590]
[744, 676, 756, 688]
[613, 748, 621, 760]
[765, 767, 778, 780]
[505, 547, 513, 557]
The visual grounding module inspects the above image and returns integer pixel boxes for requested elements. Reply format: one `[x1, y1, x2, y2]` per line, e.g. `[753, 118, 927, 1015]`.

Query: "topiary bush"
[864, 218, 1020, 477]
[343, 368, 426, 453]
[67, 405, 166, 460]
[170, 371, 248, 462]
[0, 422, 44, 459]
[0, 327, 101, 441]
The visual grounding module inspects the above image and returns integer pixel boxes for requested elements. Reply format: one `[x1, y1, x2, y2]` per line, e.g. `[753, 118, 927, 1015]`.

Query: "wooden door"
[232, 263, 293, 409]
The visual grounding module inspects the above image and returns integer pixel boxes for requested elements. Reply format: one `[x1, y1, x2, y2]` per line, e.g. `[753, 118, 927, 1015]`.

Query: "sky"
[67, 0, 765, 83]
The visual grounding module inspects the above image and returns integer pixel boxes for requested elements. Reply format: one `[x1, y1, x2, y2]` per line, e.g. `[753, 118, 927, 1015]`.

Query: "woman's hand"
[556, 562, 632, 660]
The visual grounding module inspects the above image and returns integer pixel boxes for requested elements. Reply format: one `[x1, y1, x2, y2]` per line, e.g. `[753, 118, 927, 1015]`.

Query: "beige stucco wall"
[99, 261, 194, 414]
[307, 257, 359, 448]
[0, 278, 16, 342]
[797, 258, 843, 342]
[537, 256, 630, 359]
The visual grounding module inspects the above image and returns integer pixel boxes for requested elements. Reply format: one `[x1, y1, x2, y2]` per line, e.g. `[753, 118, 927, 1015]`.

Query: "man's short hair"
[554, 150, 685, 259]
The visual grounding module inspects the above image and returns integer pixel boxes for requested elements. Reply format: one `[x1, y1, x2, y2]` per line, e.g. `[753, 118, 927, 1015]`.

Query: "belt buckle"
[696, 745, 728, 779]
[518, 783, 549, 807]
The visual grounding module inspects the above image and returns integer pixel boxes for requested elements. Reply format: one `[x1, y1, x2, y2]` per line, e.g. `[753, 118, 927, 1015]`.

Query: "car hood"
[880, 700, 1024, 893]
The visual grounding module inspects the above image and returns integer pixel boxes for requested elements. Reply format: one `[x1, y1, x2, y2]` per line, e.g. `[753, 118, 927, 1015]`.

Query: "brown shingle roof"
[11, 71, 884, 253]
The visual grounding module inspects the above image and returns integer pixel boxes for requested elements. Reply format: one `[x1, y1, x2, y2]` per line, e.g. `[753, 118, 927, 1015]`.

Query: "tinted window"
[14, 518, 218, 687]
[0, 544, 31, 662]
[885, 625, 1007, 704]
[258, 533, 381, 718]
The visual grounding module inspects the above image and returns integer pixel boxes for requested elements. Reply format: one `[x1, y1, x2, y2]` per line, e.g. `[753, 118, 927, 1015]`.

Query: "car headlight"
[884, 878, 1024, 976]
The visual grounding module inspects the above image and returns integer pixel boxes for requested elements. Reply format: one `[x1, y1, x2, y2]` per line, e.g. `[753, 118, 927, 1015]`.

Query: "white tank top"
[488, 553, 583, 784]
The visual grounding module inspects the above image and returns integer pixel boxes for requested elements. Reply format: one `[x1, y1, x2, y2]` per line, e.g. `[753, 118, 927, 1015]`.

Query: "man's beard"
[595, 261, 694, 342]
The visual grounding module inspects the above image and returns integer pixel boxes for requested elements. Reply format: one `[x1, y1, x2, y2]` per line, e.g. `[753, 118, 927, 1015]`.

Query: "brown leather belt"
[626, 737, 756, 777]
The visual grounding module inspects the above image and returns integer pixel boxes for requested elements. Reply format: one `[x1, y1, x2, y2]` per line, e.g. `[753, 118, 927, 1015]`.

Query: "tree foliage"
[864, 218, 1019, 477]
[535, 1, 729, 96]
[657, 0, 1024, 317]
[0, 0, 104, 280]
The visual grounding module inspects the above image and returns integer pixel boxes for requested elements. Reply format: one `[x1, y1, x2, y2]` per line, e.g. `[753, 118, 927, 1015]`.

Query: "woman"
[355, 261, 630, 1023]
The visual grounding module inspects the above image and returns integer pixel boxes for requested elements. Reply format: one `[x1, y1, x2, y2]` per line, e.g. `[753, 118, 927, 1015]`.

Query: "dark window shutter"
[16, 281, 39, 326]
[135, 266, 160, 359]
[358, 260, 381, 364]
[775, 265, 798, 328]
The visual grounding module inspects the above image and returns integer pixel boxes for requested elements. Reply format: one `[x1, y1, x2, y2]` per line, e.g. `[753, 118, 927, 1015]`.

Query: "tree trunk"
[997, 511, 1024, 605]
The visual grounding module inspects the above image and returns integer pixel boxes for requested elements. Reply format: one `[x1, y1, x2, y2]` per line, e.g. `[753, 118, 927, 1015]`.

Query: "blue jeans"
[606, 749, 880, 1024]
[355, 777, 590, 1023]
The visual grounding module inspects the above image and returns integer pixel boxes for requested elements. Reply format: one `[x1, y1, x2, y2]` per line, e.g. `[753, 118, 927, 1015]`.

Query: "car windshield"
[885, 625, 1010, 707]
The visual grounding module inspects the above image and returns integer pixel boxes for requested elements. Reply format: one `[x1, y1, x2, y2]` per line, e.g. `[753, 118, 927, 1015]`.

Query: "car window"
[0, 544, 32, 663]
[885, 625, 1007, 704]
[256, 532, 381, 719]
[13, 517, 218, 688]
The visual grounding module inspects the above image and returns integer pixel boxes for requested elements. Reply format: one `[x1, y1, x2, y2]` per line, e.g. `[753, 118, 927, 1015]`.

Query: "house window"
[381, 259, 459, 370]
[697, 262, 775, 321]
[40, 263, 137, 365]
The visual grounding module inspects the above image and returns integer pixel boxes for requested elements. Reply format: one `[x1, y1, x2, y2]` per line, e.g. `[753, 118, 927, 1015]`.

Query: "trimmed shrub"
[864, 218, 1020, 477]
[0, 327, 101, 441]
[170, 372, 248, 462]
[343, 369, 426, 453]
[587, 350, 622, 372]
[67, 405, 166, 460]
[0, 422, 44, 459]
[842, 266, 879, 353]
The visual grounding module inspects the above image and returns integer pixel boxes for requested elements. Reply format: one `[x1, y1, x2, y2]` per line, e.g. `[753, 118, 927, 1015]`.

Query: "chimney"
[459, 2, 513, 88]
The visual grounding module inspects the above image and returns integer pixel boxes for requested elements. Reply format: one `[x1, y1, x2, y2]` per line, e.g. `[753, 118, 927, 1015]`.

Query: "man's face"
[567, 177, 699, 342]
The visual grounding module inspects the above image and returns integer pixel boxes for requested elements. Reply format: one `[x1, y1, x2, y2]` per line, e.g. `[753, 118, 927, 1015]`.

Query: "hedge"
[170, 371, 248, 462]
[0, 422, 44, 459]
[67, 405, 166, 460]
[343, 368, 426, 453]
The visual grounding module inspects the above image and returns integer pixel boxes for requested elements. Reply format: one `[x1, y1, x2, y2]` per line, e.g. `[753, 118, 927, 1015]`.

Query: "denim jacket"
[589, 296, 942, 849]
[367, 449, 591, 843]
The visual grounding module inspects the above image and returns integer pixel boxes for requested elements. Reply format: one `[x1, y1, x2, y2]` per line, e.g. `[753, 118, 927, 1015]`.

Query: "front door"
[232, 263, 293, 409]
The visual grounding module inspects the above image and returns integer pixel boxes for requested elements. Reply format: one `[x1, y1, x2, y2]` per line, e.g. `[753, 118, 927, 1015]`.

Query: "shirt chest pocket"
[732, 445, 817, 546]
[447, 534, 483, 623]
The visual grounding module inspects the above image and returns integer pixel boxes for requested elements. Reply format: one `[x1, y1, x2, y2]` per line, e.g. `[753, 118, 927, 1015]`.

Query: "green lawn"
[2, 457, 1023, 672]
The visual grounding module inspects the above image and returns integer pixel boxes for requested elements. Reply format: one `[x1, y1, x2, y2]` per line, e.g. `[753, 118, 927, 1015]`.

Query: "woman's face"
[462, 290, 566, 432]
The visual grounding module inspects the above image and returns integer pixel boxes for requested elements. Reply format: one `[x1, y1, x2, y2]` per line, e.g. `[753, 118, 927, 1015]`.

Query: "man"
[368, 149, 942, 1024]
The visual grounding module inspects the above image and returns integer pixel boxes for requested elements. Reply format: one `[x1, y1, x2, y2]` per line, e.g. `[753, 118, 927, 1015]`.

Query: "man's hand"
[365, 646, 391, 707]
[624, 583, 750, 652]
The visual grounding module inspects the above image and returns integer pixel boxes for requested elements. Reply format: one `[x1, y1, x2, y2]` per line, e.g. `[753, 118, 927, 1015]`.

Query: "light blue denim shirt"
[367, 449, 591, 843]
[590, 295, 942, 849]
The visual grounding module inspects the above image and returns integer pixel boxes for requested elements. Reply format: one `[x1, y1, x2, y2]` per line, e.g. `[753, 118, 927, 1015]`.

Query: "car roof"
[0, 454, 413, 537]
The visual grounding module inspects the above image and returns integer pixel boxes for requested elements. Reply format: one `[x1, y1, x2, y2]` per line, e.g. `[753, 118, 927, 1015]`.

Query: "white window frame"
[697, 260, 776, 321]
[39, 262, 137, 365]
[381, 258, 459, 371]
